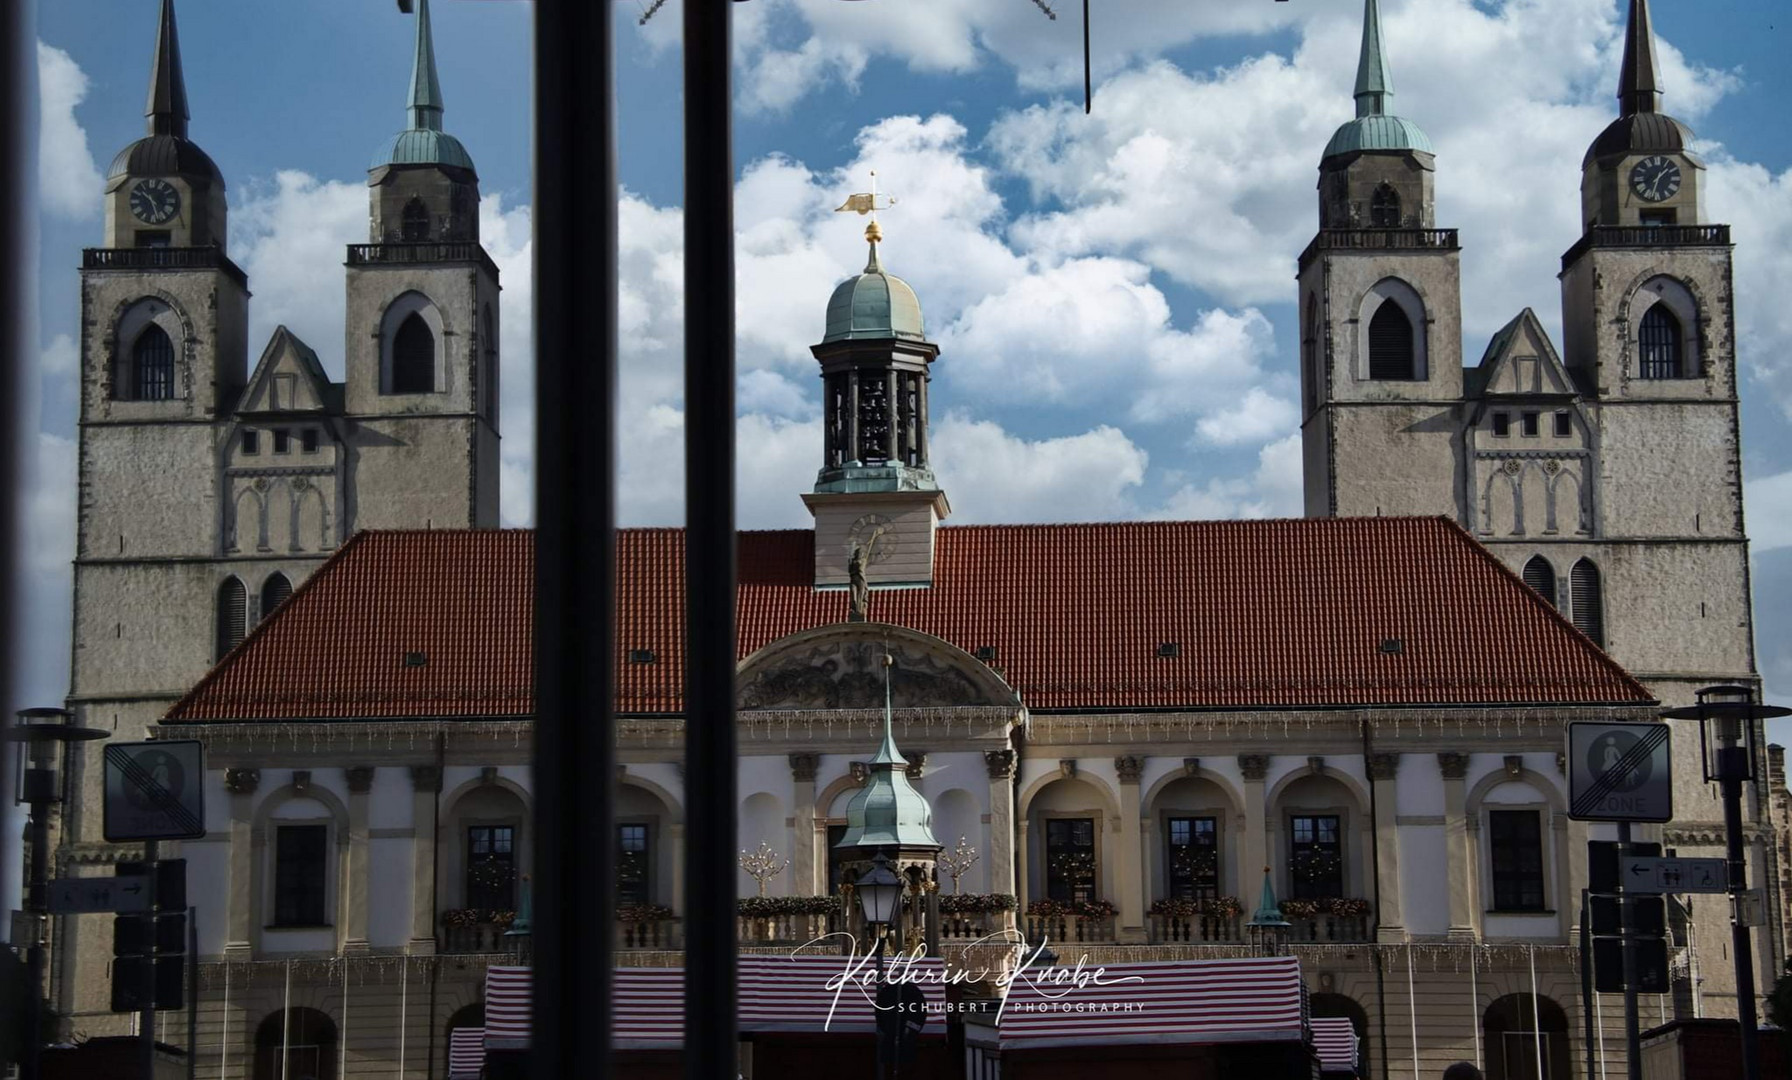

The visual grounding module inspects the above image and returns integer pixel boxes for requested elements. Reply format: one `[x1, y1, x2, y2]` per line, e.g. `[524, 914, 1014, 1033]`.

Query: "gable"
[1474, 309, 1576, 398]
[237, 326, 339, 415]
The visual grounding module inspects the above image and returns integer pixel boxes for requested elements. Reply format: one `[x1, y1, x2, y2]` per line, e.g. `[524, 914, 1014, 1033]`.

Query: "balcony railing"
[1149, 911, 1244, 944]
[442, 918, 514, 954]
[1298, 228, 1460, 271]
[616, 916, 681, 950]
[1024, 912, 1116, 945]
[82, 245, 248, 287]
[1287, 912, 1372, 943]
[737, 909, 843, 946]
[346, 241, 500, 279]
[1560, 223, 1730, 270]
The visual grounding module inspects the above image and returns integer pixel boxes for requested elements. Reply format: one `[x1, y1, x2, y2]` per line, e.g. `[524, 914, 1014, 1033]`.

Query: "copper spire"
[145, 0, 189, 138]
[1617, 0, 1663, 117]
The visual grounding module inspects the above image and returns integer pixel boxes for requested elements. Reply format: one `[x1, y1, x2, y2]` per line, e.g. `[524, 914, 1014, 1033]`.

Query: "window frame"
[1570, 558, 1605, 647]
[1367, 301, 1417, 381]
[1164, 815, 1220, 901]
[1043, 815, 1099, 904]
[1522, 556, 1557, 608]
[1487, 809, 1548, 913]
[1552, 411, 1571, 438]
[1521, 411, 1540, 437]
[271, 428, 290, 454]
[1638, 304, 1683, 380]
[466, 823, 519, 911]
[216, 576, 247, 659]
[618, 821, 652, 906]
[1288, 813, 1345, 900]
[132, 323, 177, 401]
[271, 822, 331, 928]
[1492, 412, 1511, 438]
[301, 427, 320, 453]
[241, 429, 260, 455]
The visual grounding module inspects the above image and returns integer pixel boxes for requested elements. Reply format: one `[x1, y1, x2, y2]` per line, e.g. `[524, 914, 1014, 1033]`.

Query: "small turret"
[1579, 0, 1702, 228]
[368, 0, 480, 244]
[1317, 0, 1435, 230]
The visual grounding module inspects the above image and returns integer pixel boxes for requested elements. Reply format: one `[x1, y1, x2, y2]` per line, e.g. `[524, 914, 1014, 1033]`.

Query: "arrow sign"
[48, 877, 152, 915]
[1617, 856, 1728, 894]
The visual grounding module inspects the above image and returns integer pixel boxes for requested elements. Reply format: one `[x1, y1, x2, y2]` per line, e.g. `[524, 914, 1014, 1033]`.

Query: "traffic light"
[1590, 895, 1664, 937]
[110, 859, 189, 1012]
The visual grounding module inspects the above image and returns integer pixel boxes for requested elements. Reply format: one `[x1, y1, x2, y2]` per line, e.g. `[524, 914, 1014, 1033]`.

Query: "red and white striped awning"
[448, 1026, 485, 1078]
[989, 955, 1307, 1048]
[483, 954, 950, 1051]
[1311, 1016, 1360, 1074]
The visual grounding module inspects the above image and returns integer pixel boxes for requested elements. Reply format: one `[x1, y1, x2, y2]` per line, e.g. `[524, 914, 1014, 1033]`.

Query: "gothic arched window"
[1522, 556, 1557, 607]
[401, 197, 430, 242]
[391, 313, 436, 394]
[216, 577, 247, 660]
[1368, 301, 1416, 380]
[132, 324, 176, 400]
[1638, 304, 1683, 379]
[1371, 183, 1401, 228]
[254, 1008, 337, 1080]
[1571, 558, 1605, 647]
[260, 573, 292, 623]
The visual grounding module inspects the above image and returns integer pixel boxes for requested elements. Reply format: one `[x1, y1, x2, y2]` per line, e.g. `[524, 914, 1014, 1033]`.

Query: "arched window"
[1368, 302, 1415, 380]
[132, 324, 175, 400]
[391, 313, 436, 394]
[216, 577, 247, 660]
[401, 197, 430, 242]
[1570, 558, 1604, 647]
[1483, 994, 1570, 1080]
[254, 1008, 337, 1080]
[1522, 556, 1556, 607]
[1370, 183, 1401, 227]
[260, 573, 292, 622]
[1638, 304, 1683, 379]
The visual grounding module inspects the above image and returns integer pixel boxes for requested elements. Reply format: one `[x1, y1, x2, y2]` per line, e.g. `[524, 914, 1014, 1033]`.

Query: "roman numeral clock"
[129, 178, 182, 225]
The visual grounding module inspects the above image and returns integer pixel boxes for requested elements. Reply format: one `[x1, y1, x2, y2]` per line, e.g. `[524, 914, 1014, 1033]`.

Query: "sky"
[16, 0, 1792, 738]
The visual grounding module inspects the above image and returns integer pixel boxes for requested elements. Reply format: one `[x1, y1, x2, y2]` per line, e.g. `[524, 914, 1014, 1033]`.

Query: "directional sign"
[103, 740, 206, 842]
[1568, 722, 1673, 822]
[1621, 856, 1727, 895]
[47, 877, 150, 915]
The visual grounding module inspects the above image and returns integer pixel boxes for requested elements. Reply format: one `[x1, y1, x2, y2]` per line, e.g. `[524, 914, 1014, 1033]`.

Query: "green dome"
[371, 129, 476, 173]
[823, 242, 926, 345]
[1323, 114, 1434, 160]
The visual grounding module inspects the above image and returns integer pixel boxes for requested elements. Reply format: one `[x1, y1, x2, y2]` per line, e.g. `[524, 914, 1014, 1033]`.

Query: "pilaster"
[408, 765, 441, 953]
[1239, 755, 1269, 891]
[223, 768, 258, 955]
[1438, 752, 1475, 940]
[985, 750, 1017, 896]
[343, 767, 374, 953]
[789, 754, 819, 893]
[1368, 752, 1404, 940]
[1115, 756, 1145, 941]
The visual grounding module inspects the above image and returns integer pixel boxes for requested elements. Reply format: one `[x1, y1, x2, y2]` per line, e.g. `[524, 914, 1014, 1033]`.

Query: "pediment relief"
[737, 623, 1018, 710]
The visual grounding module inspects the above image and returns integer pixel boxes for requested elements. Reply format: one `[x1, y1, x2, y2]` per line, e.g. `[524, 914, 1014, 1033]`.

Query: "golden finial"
[835, 169, 897, 245]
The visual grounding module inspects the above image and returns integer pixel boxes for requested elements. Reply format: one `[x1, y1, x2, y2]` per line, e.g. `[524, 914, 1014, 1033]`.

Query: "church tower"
[802, 201, 950, 591]
[1298, 0, 1465, 519]
[342, 0, 500, 529]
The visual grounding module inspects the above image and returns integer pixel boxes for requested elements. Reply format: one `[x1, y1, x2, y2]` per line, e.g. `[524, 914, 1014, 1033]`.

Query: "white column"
[1116, 756, 1146, 941]
[1440, 752, 1475, 940]
[789, 755, 818, 894]
[985, 750, 1017, 896]
[343, 767, 373, 953]
[1368, 752, 1404, 941]
[408, 765, 441, 953]
[224, 769, 258, 956]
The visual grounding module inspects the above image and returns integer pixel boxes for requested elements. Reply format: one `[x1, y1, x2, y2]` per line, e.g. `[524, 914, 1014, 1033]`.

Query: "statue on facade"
[848, 544, 870, 622]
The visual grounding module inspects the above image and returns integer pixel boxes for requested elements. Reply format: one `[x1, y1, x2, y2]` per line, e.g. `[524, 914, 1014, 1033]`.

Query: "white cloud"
[1706, 157, 1792, 417]
[36, 42, 101, 220]
[1154, 433, 1304, 521]
[1192, 387, 1299, 448]
[232, 172, 367, 372]
[1746, 471, 1792, 556]
[930, 412, 1148, 524]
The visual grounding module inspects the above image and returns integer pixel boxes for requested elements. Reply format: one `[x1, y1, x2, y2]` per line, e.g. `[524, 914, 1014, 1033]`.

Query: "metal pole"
[1582, 891, 1595, 1080]
[683, 0, 738, 1077]
[1528, 944, 1543, 1080]
[531, 0, 618, 1076]
[187, 909, 197, 1080]
[875, 931, 888, 1080]
[1406, 947, 1418, 1080]
[1717, 718, 1761, 1080]
[280, 960, 291, 1080]
[1470, 946, 1482, 1073]
[1617, 822, 1640, 1080]
[22, 786, 50, 1080]
[220, 962, 230, 1080]
[142, 839, 159, 1080]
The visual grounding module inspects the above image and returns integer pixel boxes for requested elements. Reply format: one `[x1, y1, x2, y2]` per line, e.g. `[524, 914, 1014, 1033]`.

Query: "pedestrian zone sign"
[103, 740, 207, 842]
[1567, 722, 1672, 822]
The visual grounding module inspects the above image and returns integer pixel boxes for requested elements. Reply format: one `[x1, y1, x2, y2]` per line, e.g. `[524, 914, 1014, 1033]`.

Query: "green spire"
[407, 0, 445, 132]
[146, 0, 189, 139]
[832, 652, 939, 853]
[1354, 0, 1393, 118]
[1617, 0, 1663, 117]
[867, 649, 906, 768]
[1247, 868, 1290, 927]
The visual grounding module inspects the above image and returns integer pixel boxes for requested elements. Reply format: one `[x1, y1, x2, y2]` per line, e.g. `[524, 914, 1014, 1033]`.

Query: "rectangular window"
[1521, 411, 1540, 437]
[1639, 209, 1677, 227]
[272, 428, 290, 454]
[1553, 411, 1572, 438]
[1045, 817, 1097, 904]
[1489, 810, 1546, 911]
[466, 825, 516, 911]
[273, 824, 328, 926]
[1289, 814, 1344, 900]
[241, 430, 259, 455]
[301, 428, 320, 453]
[1492, 412, 1510, 437]
[135, 230, 171, 248]
[618, 823, 650, 906]
[1166, 816, 1219, 900]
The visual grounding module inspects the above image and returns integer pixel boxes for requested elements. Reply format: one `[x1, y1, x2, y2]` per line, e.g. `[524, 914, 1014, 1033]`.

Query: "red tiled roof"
[165, 517, 1651, 721]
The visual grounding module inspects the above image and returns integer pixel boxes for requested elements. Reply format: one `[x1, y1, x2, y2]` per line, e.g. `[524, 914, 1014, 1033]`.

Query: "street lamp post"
[5, 707, 110, 1080]
[1662, 684, 1791, 1080]
[855, 851, 904, 1080]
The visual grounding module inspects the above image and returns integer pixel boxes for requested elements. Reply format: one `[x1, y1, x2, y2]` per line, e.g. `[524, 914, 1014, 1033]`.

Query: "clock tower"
[802, 211, 950, 591]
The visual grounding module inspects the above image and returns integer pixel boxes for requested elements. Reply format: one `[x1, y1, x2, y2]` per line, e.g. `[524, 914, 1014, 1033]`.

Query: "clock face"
[129, 178, 182, 225]
[1629, 156, 1682, 203]
[848, 513, 894, 564]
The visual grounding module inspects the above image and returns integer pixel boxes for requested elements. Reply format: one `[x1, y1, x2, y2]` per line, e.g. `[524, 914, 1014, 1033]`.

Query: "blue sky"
[18, 0, 1792, 734]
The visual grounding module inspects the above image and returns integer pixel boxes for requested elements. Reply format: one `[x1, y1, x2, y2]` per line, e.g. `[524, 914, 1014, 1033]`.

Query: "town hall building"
[38, 1, 1782, 1078]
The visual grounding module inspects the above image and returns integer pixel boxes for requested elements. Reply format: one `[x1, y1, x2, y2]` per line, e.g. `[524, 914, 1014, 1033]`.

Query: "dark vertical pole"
[531, 0, 617, 1076]
[186, 908, 197, 1080]
[1718, 720, 1762, 1080]
[22, 788, 50, 1080]
[683, 0, 737, 1076]
[1082, 0, 1091, 113]
[1581, 889, 1596, 1080]
[1617, 822, 1640, 1080]
[141, 840, 159, 1080]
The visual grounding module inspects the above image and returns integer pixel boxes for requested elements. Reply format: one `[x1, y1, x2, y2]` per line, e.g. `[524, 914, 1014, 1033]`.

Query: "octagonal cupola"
[367, 0, 480, 244]
[1317, 0, 1436, 230]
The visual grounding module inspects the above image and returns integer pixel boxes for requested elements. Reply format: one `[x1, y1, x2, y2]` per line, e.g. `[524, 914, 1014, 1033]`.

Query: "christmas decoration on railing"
[938, 836, 980, 893]
[1277, 897, 1371, 920]
[1148, 896, 1244, 920]
[938, 893, 1017, 916]
[1025, 898, 1117, 919]
[615, 903, 675, 923]
[441, 908, 517, 929]
[738, 842, 790, 897]
[737, 895, 841, 917]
